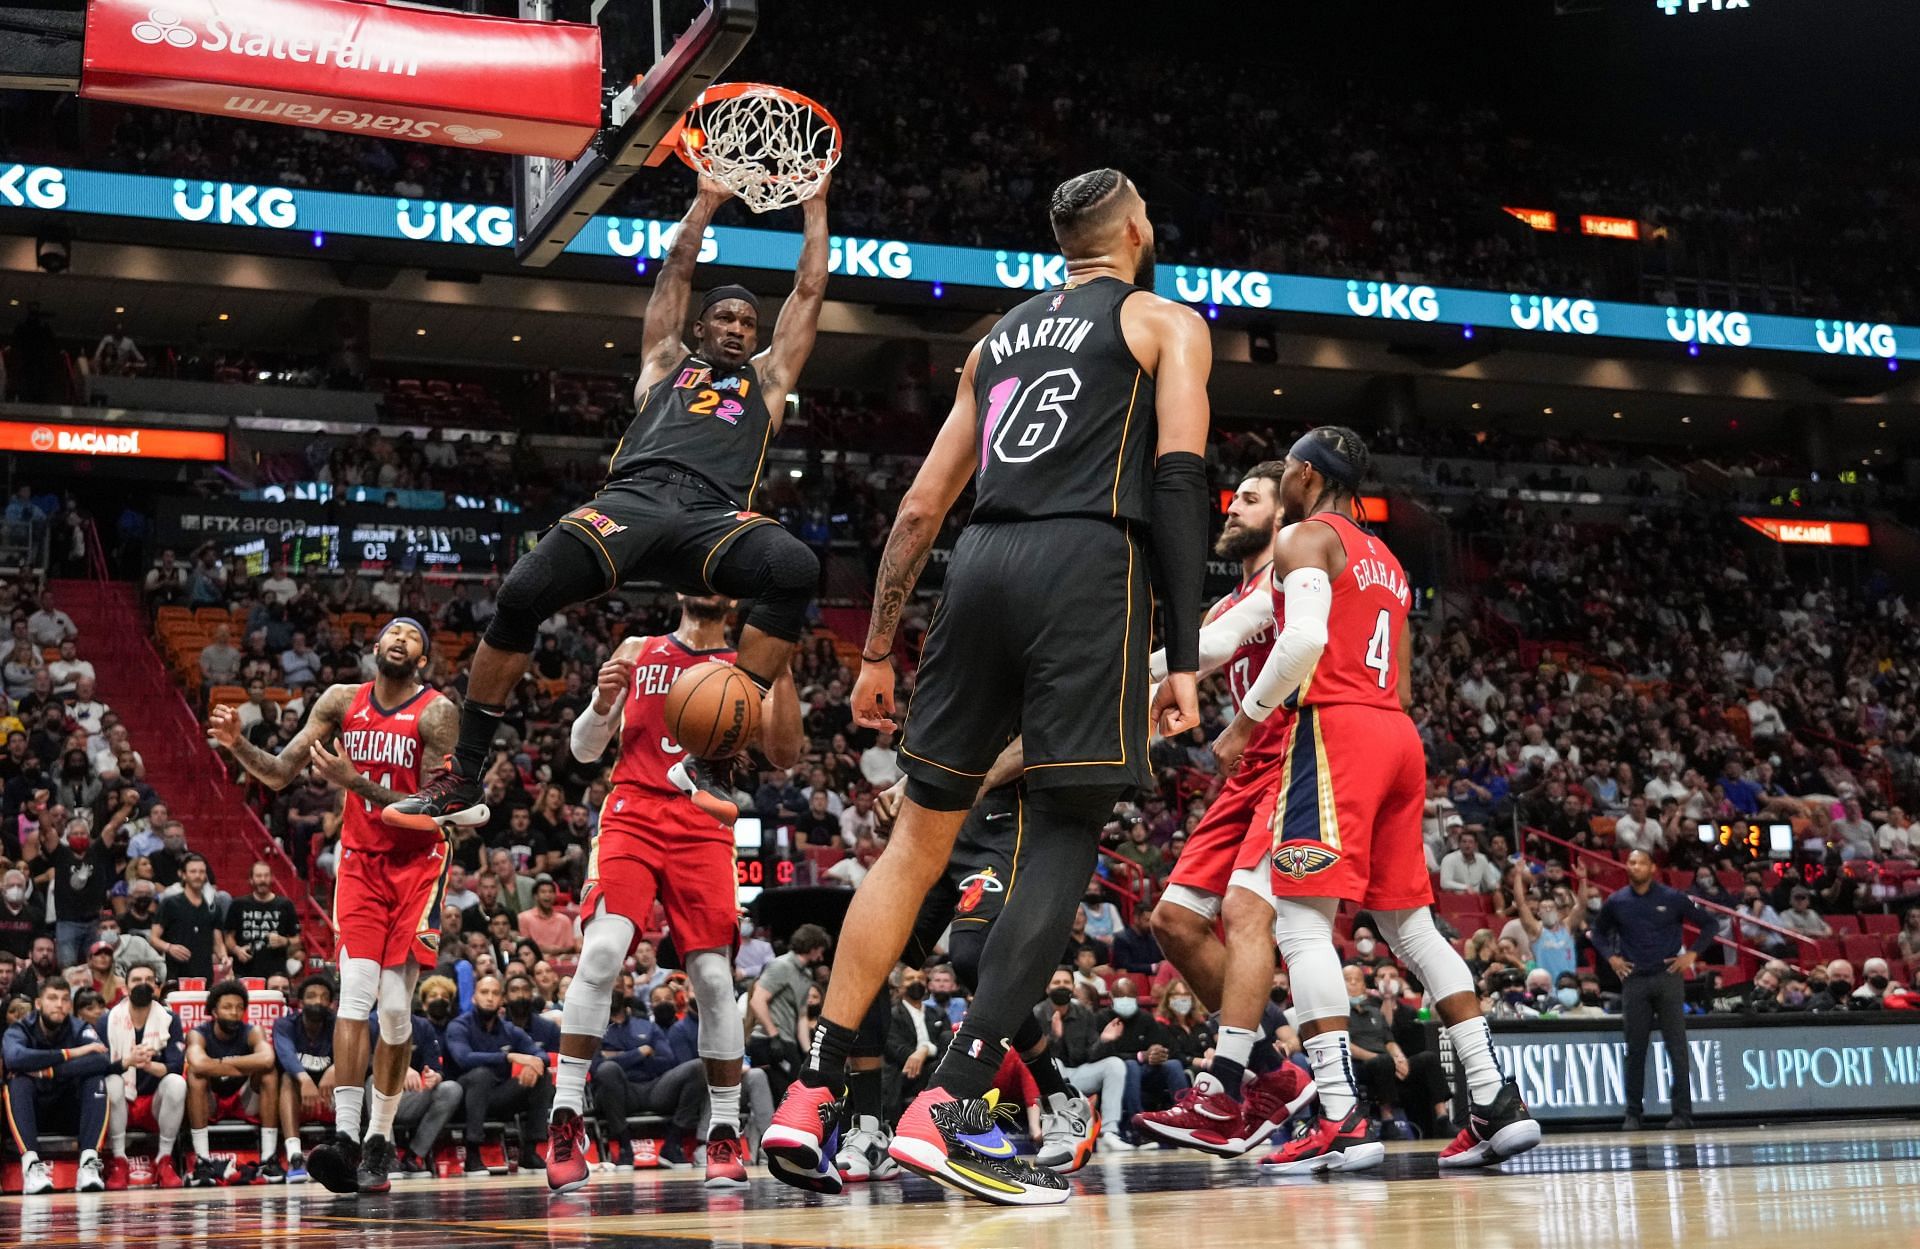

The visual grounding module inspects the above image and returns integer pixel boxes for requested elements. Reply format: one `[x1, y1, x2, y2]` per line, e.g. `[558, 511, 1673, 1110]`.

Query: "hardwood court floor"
[9, 1122, 1920, 1249]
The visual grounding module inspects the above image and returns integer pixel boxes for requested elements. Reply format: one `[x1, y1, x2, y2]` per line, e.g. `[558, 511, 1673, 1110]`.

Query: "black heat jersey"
[971, 277, 1156, 526]
[608, 355, 774, 508]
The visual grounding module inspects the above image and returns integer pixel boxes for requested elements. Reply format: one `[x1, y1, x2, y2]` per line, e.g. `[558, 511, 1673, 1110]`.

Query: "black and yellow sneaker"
[889, 1089, 1071, 1207]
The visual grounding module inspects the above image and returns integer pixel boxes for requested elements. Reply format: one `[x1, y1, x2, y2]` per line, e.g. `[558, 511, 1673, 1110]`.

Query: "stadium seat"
[1862, 914, 1899, 935]
[156, 606, 193, 626]
[195, 607, 231, 628]
[1828, 915, 1861, 936]
[208, 684, 248, 708]
[264, 687, 291, 705]
[1843, 935, 1888, 965]
[1811, 938, 1844, 964]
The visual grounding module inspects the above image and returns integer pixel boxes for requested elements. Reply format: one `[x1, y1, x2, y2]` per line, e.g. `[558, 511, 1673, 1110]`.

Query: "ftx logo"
[1657, 0, 1750, 13]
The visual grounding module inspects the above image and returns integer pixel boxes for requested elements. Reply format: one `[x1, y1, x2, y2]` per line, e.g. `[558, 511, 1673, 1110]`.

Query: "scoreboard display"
[732, 817, 796, 906]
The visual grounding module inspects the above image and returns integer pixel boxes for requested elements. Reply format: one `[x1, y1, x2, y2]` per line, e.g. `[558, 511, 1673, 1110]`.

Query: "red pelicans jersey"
[1280, 512, 1410, 712]
[339, 683, 440, 853]
[1210, 564, 1289, 767]
[610, 635, 739, 814]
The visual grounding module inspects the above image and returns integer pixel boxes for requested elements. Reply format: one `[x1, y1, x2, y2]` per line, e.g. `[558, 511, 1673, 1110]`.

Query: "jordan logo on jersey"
[566, 507, 629, 538]
[1271, 843, 1341, 882]
[955, 868, 1005, 915]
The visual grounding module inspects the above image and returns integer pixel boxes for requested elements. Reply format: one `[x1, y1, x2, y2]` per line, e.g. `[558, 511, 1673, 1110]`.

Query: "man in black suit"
[884, 965, 951, 1119]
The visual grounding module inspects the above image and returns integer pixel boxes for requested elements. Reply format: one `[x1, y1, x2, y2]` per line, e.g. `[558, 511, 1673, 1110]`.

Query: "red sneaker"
[1237, 1066, 1318, 1151]
[156, 1156, 186, 1189]
[1260, 1106, 1386, 1174]
[128, 1156, 156, 1188]
[704, 1134, 749, 1190]
[105, 1156, 132, 1191]
[763, 1080, 845, 1196]
[545, 1111, 591, 1195]
[1134, 1084, 1245, 1156]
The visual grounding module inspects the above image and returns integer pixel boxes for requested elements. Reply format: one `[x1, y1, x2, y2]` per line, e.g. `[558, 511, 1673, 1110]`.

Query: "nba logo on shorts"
[1271, 843, 1341, 882]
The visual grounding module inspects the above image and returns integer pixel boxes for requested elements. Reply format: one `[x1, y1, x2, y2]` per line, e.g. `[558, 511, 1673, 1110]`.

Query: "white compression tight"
[564, 904, 634, 1041]
[1269, 895, 1348, 1025]
[1368, 906, 1476, 1002]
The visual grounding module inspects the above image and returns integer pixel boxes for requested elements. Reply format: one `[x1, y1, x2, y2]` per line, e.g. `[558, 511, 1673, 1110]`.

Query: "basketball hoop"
[674, 82, 842, 214]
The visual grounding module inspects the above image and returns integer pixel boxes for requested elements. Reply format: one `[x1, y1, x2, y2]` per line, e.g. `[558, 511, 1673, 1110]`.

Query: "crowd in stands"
[10, 3, 1920, 319]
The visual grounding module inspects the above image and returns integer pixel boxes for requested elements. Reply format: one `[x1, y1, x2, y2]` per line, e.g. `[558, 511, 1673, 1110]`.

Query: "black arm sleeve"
[1148, 451, 1209, 673]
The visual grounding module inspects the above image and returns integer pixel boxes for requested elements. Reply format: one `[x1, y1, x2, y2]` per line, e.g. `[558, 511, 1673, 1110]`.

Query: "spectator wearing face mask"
[1035, 966, 1131, 1154]
[589, 984, 704, 1170]
[924, 964, 967, 1027]
[272, 975, 338, 1179]
[1508, 865, 1583, 984]
[0, 866, 45, 958]
[1080, 879, 1124, 943]
[1761, 971, 1815, 1013]
[104, 964, 187, 1188]
[886, 965, 951, 1119]
[1099, 976, 1188, 1138]
[1811, 960, 1859, 1012]
[1853, 958, 1898, 1007]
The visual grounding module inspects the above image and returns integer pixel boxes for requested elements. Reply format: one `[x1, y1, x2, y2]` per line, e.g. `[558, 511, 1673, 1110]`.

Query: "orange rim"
[670, 81, 843, 178]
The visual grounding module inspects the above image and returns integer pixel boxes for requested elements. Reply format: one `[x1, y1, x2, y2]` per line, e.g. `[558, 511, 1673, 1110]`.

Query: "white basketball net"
[682, 85, 841, 214]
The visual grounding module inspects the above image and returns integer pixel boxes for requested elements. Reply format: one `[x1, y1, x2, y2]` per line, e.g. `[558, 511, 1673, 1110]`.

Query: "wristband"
[861, 649, 891, 664]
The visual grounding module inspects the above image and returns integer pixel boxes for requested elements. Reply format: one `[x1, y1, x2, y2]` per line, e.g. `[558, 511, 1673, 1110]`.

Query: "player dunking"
[545, 593, 795, 1194]
[1200, 426, 1539, 1171]
[766, 168, 1212, 1206]
[1133, 463, 1319, 1154]
[387, 174, 829, 830]
[210, 619, 477, 1193]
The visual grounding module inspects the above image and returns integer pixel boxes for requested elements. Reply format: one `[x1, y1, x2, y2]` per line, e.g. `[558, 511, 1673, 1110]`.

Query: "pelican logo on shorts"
[955, 868, 1005, 915]
[1271, 843, 1341, 882]
[417, 930, 440, 954]
[566, 507, 629, 538]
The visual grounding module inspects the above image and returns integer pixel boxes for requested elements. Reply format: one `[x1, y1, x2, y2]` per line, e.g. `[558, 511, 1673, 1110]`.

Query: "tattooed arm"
[849, 342, 984, 732]
[208, 683, 354, 791]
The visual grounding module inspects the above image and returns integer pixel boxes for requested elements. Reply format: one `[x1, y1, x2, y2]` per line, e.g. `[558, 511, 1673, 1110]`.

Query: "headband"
[701, 284, 760, 316]
[379, 617, 431, 655]
[1289, 432, 1359, 490]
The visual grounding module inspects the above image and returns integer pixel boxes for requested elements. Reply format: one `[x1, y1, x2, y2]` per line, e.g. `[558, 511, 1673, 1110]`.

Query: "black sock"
[1013, 1017, 1068, 1102]
[1210, 1056, 1247, 1100]
[800, 1018, 856, 1090]
[933, 1023, 1008, 1101]
[846, 1067, 884, 1122]
[453, 700, 505, 778]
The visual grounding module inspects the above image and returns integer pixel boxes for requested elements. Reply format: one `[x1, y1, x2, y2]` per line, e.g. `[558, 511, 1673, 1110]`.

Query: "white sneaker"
[1036, 1093, 1100, 1173]
[1100, 1132, 1137, 1153]
[22, 1159, 55, 1195]
[75, 1152, 106, 1193]
[834, 1114, 899, 1182]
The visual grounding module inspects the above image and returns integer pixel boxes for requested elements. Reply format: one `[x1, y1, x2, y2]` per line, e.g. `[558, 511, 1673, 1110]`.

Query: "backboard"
[513, 0, 756, 266]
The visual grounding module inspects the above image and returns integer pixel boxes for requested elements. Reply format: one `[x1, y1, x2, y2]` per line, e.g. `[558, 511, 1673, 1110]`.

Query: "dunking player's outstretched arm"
[636, 177, 733, 395]
[850, 342, 986, 732]
[1209, 520, 1343, 774]
[755, 177, 831, 432]
[1130, 295, 1213, 739]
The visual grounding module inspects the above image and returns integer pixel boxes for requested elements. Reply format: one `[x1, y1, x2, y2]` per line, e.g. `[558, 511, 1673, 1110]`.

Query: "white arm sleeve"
[1240, 568, 1332, 723]
[570, 695, 624, 762]
[1149, 591, 1276, 682]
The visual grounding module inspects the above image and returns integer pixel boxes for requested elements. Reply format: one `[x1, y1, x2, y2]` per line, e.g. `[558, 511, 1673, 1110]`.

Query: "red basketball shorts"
[128, 1092, 162, 1133]
[1163, 731, 1290, 917]
[1231, 703, 1431, 912]
[582, 787, 738, 955]
[333, 842, 452, 967]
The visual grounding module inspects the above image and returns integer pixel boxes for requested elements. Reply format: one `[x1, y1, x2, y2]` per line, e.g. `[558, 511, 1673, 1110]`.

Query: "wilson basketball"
[663, 662, 761, 759]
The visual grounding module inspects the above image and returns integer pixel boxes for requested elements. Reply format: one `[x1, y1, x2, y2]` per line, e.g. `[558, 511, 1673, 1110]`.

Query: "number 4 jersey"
[340, 682, 445, 853]
[1279, 512, 1411, 711]
[970, 276, 1157, 525]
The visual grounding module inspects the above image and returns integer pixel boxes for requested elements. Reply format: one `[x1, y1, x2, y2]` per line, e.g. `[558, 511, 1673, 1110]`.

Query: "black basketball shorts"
[548, 466, 781, 594]
[899, 517, 1152, 796]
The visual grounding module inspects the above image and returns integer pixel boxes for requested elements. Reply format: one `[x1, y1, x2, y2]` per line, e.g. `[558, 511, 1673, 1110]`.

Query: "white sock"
[112, 1125, 128, 1155]
[369, 1087, 402, 1141]
[707, 1082, 741, 1138]
[555, 1054, 591, 1118]
[1304, 1032, 1359, 1121]
[1445, 1016, 1504, 1103]
[261, 1127, 279, 1160]
[286, 1138, 304, 1162]
[1215, 1025, 1258, 1070]
[159, 1128, 178, 1158]
[191, 1128, 211, 1157]
[333, 1085, 365, 1143]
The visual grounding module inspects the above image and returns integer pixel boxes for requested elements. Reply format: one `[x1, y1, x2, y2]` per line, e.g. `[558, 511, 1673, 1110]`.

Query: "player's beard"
[681, 598, 728, 624]
[1134, 239, 1157, 289]
[1214, 520, 1269, 561]
[375, 653, 419, 681]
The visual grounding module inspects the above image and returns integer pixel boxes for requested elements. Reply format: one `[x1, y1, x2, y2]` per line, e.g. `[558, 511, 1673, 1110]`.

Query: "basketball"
[663, 662, 761, 759]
